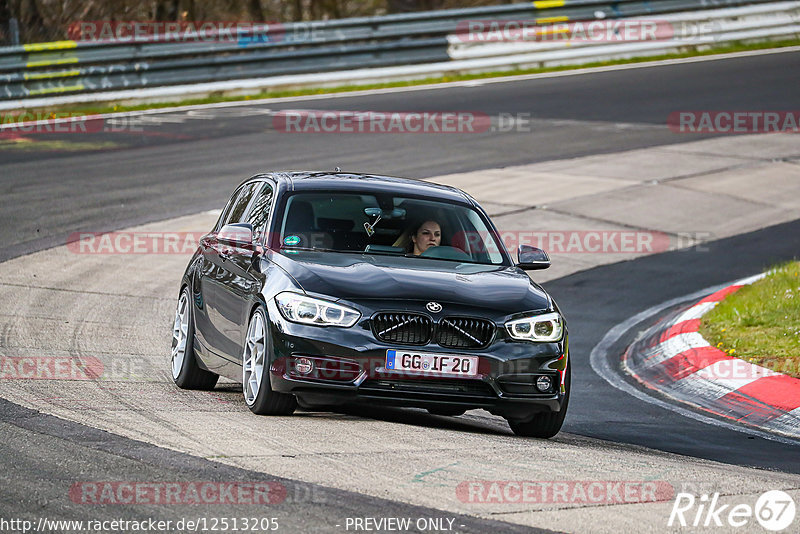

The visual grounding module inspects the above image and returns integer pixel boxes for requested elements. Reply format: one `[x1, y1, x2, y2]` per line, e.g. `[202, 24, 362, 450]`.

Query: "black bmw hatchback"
[171, 172, 570, 438]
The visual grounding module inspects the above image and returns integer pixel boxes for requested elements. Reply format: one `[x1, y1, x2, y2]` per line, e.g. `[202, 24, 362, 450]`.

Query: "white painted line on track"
[589, 280, 800, 447]
[666, 375, 755, 402]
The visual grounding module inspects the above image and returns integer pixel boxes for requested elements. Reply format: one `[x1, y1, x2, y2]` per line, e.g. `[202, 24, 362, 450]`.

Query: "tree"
[8, 0, 503, 43]
[387, 0, 444, 13]
[0, 0, 11, 45]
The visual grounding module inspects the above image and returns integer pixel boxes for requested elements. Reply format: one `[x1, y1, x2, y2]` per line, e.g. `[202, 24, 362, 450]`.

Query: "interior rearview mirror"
[364, 207, 406, 219]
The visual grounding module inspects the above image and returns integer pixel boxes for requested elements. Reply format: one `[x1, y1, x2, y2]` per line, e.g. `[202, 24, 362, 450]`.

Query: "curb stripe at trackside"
[691, 360, 777, 392]
[637, 332, 709, 368]
[624, 273, 800, 438]
[696, 284, 742, 304]
[715, 390, 792, 425]
[665, 372, 763, 404]
[765, 407, 800, 434]
[673, 301, 717, 322]
[658, 346, 730, 381]
[729, 375, 800, 412]
[657, 319, 701, 344]
[591, 280, 800, 446]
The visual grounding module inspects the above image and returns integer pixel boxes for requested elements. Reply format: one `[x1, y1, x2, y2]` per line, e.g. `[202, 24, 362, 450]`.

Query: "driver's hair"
[394, 219, 443, 253]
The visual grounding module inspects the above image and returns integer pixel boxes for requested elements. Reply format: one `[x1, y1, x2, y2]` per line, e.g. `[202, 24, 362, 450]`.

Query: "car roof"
[249, 172, 473, 204]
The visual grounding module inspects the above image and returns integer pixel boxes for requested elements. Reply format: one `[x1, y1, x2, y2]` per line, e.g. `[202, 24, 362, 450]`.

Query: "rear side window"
[224, 183, 260, 226]
[245, 183, 274, 241]
[215, 195, 237, 231]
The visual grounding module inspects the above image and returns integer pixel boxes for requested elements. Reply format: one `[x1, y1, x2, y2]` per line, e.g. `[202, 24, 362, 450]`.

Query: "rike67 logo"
[669, 490, 796, 531]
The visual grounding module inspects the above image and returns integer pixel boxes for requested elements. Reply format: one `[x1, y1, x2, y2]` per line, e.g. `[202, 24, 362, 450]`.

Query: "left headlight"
[275, 292, 361, 328]
[505, 312, 563, 342]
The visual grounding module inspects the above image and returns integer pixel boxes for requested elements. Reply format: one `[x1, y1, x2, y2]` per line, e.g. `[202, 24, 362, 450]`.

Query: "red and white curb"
[623, 273, 800, 439]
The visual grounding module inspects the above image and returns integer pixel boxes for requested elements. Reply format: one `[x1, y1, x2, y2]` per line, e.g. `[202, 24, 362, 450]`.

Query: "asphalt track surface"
[1, 50, 800, 529]
[0, 399, 544, 533]
[2, 50, 799, 262]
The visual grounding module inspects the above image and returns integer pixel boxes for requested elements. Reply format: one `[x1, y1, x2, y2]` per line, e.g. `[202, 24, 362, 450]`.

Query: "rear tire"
[171, 287, 219, 390]
[242, 307, 297, 415]
[507, 363, 570, 438]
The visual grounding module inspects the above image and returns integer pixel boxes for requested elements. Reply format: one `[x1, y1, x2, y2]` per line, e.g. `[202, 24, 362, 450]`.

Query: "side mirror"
[218, 223, 254, 245]
[516, 244, 550, 270]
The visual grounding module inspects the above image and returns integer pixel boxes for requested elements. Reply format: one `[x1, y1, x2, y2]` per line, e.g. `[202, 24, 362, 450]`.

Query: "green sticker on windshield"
[284, 235, 301, 246]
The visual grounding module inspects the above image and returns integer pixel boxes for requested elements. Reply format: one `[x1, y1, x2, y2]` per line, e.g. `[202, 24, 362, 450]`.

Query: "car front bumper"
[267, 302, 568, 420]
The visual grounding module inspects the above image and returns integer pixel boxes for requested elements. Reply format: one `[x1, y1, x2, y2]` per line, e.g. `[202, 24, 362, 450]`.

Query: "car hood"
[268, 250, 551, 314]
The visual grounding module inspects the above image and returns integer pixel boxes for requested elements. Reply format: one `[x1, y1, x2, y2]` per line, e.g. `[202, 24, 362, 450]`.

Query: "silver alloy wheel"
[171, 292, 189, 380]
[243, 311, 266, 406]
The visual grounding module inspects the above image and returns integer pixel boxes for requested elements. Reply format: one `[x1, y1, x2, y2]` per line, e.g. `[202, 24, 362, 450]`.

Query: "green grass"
[3, 38, 800, 121]
[700, 261, 800, 378]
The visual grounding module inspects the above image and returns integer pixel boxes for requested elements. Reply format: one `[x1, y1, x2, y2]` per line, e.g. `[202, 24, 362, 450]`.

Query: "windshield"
[276, 192, 507, 266]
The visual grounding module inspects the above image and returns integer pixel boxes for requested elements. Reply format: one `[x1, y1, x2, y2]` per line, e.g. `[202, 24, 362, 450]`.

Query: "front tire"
[242, 307, 297, 415]
[171, 287, 219, 390]
[507, 363, 570, 438]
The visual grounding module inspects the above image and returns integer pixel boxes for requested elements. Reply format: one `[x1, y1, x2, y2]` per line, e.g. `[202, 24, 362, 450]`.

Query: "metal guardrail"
[0, 0, 794, 101]
[450, 2, 800, 58]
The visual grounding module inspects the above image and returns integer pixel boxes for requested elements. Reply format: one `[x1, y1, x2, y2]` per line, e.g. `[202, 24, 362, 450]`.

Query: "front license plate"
[385, 349, 478, 377]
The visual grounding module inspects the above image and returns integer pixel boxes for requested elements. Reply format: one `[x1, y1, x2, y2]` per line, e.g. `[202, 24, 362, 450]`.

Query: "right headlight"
[275, 292, 361, 328]
[505, 312, 563, 342]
